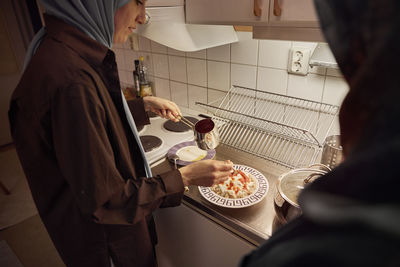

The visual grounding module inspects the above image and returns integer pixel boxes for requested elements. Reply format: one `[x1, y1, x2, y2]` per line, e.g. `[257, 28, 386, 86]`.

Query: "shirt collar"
[44, 14, 109, 67]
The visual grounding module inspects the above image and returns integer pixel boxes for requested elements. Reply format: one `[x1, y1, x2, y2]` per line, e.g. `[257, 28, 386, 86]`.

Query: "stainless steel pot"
[274, 164, 330, 224]
[179, 116, 220, 150]
[194, 118, 220, 150]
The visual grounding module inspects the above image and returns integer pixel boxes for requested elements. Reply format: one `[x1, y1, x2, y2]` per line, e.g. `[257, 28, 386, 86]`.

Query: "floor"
[0, 144, 65, 267]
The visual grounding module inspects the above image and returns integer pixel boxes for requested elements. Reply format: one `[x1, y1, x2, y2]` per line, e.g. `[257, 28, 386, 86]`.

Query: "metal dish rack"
[196, 85, 340, 168]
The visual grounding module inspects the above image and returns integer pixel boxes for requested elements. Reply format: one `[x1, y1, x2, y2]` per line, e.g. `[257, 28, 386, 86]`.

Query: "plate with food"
[167, 141, 216, 166]
[199, 164, 269, 208]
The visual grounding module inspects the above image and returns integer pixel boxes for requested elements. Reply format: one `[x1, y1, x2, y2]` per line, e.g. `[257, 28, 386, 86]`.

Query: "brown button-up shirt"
[9, 15, 184, 267]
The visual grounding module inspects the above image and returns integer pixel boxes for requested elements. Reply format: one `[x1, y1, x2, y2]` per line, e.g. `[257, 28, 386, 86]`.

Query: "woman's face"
[114, 0, 146, 44]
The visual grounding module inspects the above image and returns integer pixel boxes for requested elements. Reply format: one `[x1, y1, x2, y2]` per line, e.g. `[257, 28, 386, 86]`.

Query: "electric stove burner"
[140, 135, 163, 152]
[163, 116, 199, 132]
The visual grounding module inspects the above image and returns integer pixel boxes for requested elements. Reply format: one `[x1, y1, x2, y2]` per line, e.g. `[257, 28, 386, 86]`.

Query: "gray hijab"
[24, 0, 131, 69]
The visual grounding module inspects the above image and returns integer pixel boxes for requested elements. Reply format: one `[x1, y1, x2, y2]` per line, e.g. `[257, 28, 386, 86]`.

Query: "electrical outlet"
[287, 47, 311, 75]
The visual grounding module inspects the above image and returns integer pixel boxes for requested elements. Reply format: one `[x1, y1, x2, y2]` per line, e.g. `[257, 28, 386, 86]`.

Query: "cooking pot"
[179, 116, 220, 150]
[274, 164, 330, 224]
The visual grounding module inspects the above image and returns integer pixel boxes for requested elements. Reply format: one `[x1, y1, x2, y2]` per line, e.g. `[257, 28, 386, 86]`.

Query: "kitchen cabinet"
[186, 0, 324, 41]
[154, 204, 256, 267]
[186, 0, 269, 25]
[267, 0, 319, 27]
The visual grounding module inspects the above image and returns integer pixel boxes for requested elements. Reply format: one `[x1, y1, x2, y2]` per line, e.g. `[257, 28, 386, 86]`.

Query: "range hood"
[309, 43, 338, 69]
[135, 3, 238, 52]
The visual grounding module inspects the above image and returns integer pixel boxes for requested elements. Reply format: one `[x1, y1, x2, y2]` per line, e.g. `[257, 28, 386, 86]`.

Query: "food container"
[321, 135, 343, 168]
[194, 118, 220, 150]
[178, 116, 220, 150]
[274, 164, 330, 224]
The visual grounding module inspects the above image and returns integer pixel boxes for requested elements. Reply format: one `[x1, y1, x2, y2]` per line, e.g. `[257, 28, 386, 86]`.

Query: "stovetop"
[139, 113, 198, 167]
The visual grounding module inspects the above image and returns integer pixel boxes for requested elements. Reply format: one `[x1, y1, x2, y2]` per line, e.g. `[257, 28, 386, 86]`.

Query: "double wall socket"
[287, 47, 311, 76]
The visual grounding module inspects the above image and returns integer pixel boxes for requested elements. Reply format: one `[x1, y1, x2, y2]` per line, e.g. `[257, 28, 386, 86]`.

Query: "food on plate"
[211, 169, 257, 199]
[176, 146, 207, 162]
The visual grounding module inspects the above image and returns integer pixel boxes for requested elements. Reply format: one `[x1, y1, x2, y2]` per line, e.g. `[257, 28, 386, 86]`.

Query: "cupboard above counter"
[186, 0, 325, 42]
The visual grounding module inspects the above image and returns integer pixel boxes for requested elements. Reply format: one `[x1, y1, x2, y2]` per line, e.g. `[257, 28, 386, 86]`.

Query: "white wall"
[113, 32, 349, 135]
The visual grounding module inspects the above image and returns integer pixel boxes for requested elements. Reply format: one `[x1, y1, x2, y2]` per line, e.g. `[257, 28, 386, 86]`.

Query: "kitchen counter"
[151, 144, 291, 246]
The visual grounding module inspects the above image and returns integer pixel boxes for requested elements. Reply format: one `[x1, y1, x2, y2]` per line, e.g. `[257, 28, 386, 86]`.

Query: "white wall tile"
[151, 41, 168, 54]
[208, 89, 227, 107]
[168, 48, 186, 56]
[231, 64, 257, 89]
[207, 61, 230, 91]
[112, 43, 124, 49]
[327, 68, 344, 77]
[123, 49, 138, 71]
[148, 75, 155, 84]
[170, 81, 188, 107]
[187, 58, 207, 87]
[329, 117, 341, 136]
[259, 40, 292, 69]
[257, 67, 288, 95]
[323, 76, 349, 106]
[154, 78, 171, 100]
[207, 44, 230, 62]
[118, 69, 127, 84]
[292, 41, 318, 52]
[287, 74, 324, 102]
[153, 54, 169, 79]
[125, 70, 134, 86]
[186, 49, 206, 59]
[188, 85, 208, 112]
[138, 36, 152, 52]
[113, 40, 345, 117]
[168, 56, 187, 83]
[231, 32, 258, 65]
[235, 31, 253, 41]
[114, 48, 126, 70]
[123, 39, 131, 49]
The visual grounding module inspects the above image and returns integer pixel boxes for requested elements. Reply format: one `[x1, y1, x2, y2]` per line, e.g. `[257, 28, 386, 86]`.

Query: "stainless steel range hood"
[135, 4, 238, 52]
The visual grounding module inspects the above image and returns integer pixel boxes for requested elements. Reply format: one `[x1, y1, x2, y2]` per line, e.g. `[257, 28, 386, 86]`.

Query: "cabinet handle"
[254, 0, 262, 17]
[273, 0, 282, 16]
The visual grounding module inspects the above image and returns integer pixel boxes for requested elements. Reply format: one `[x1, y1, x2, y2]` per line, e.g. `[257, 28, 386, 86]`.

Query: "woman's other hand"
[179, 160, 234, 187]
[143, 96, 181, 122]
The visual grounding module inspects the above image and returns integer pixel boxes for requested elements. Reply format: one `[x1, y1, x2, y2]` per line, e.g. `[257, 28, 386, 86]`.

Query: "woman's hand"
[179, 160, 234, 187]
[143, 96, 181, 122]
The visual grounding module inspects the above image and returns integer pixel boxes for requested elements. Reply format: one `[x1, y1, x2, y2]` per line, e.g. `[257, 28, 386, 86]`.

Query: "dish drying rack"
[196, 85, 339, 169]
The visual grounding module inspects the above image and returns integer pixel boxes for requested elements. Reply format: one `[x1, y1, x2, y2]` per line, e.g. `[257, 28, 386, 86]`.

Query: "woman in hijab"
[240, 0, 400, 266]
[9, 1, 233, 266]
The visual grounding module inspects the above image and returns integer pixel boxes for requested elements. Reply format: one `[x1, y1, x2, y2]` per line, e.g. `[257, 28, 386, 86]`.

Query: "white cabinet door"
[186, 0, 270, 25]
[268, 0, 319, 27]
[154, 204, 256, 267]
[186, 0, 323, 41]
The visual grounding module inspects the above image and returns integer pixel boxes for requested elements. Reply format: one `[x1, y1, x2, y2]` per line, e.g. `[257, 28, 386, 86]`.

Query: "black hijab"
[314, 0, 400, 155]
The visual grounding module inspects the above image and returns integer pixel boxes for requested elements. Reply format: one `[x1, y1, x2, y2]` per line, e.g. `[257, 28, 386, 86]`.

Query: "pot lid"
[278, 168, 327, 208]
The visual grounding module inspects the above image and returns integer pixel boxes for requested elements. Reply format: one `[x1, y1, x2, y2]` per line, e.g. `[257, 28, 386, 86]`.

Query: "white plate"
[167, 141, 216, 166]
[199, 165, 269, 208]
